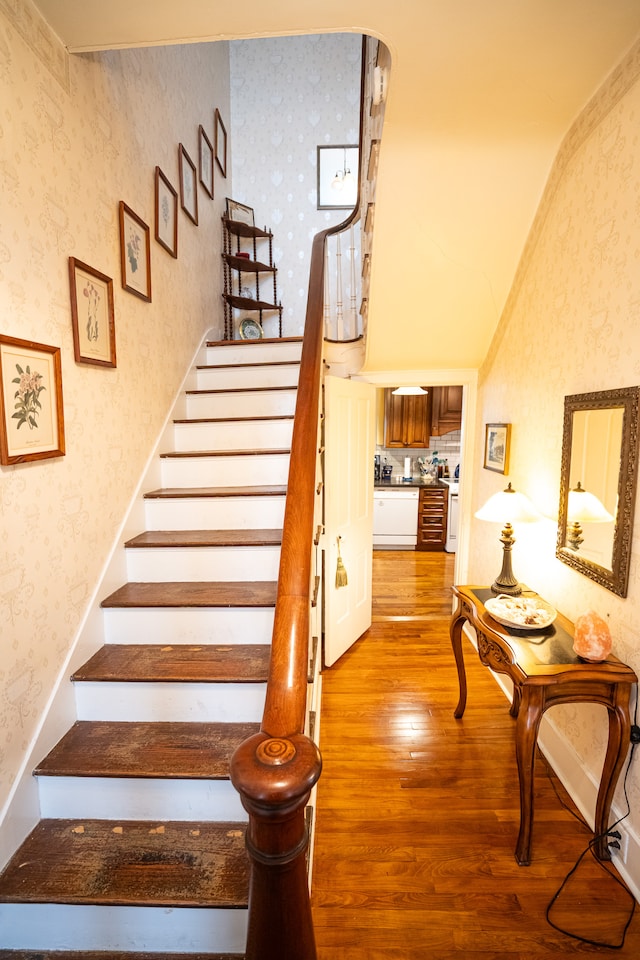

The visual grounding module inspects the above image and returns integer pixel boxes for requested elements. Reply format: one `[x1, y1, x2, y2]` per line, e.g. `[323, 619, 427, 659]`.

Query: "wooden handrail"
[229, 37, 369, 960]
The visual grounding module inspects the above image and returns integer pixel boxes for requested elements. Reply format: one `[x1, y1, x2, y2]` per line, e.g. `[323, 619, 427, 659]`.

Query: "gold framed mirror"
[556, 386, 640, 597]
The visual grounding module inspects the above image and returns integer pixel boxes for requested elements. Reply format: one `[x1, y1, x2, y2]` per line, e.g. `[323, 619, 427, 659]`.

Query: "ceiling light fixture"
[392, 386, 428, 396]
[331, 147, 355, 192]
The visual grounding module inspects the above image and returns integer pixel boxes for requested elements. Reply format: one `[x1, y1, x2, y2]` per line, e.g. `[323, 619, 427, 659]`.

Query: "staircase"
[0, 335, 305, 958]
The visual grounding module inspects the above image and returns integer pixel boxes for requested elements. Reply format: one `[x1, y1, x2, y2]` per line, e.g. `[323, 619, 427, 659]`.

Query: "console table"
[450, 584, 637, 865]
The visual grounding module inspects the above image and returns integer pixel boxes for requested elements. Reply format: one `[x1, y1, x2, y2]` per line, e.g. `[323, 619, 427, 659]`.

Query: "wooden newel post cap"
[230, 731, 322, 815]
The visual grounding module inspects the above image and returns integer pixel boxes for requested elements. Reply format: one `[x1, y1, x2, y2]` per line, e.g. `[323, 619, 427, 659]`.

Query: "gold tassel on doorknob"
[335, 535, 348, 588]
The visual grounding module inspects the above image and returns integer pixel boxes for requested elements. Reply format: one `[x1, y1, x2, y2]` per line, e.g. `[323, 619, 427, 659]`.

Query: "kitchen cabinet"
[416, 485, 448, 551]
[430, 385, 463, 436]
[384, 390, 432, 448]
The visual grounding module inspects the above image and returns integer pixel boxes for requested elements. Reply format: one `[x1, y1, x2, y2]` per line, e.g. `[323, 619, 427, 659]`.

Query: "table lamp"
[475, 482, 542, 596]
[565, 481, 614, 551]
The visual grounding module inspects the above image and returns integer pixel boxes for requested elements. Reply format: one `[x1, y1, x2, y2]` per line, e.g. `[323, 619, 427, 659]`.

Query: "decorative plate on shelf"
[239, 317, 263, 340]
[485, 595, 557, 630]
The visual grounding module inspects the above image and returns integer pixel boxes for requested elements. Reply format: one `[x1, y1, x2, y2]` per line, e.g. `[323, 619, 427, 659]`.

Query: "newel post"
[230, 731, 322, 960]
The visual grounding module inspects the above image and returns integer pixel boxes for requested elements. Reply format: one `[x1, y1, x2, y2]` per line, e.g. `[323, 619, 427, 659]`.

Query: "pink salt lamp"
[573, 610, 612, 662]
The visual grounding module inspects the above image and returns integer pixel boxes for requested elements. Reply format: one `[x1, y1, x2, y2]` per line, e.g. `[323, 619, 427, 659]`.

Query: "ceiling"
[33, 0, 640, 371]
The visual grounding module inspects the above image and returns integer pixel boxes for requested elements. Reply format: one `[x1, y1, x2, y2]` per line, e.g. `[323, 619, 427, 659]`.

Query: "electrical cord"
[544, 696, 638, 948]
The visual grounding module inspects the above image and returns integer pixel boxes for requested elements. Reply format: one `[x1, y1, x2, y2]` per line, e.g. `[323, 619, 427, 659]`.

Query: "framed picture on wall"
[68, 257, 116, 367]
[484, 423, 511, 474]
[0, 334, 65, 465]
[179, 143, 198, 225]
[154, 166, 178, 258]
[119, 201, 152, 301]
[198, 124, 214, 199]
[214, 108, 227, 178]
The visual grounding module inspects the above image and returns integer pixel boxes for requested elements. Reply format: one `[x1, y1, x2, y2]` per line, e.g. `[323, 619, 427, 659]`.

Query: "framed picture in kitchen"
[484, 423, 511, 474]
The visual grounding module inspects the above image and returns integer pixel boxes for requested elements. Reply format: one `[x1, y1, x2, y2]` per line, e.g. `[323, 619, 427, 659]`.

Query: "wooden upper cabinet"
[384, 390, 432, 447]
[430, 385, 463, 436]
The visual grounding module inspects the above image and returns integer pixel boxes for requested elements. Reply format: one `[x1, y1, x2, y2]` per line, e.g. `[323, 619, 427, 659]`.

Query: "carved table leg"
[514, 685, 545, 865]
[450, 600, 468, 719]
[592, 683, 632, 861]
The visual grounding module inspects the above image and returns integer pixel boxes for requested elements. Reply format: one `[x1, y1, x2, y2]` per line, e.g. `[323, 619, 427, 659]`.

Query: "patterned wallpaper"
[229, 34, 361, 337]
[472, 39, 640, 844]
[0, 0, 229, 817]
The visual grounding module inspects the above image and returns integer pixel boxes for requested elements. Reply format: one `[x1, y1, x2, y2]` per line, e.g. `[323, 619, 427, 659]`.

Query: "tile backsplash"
[377, 431, 461, 478]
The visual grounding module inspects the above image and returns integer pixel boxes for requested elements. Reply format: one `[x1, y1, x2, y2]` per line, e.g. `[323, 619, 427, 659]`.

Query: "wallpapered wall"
[229, 33, 361, 337]
[472, 40, 640, 851]
[0, 0, 229, 816]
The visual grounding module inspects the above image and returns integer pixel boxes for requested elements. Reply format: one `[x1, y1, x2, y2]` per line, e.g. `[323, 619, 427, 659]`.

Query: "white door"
[323, 375, 375, 667]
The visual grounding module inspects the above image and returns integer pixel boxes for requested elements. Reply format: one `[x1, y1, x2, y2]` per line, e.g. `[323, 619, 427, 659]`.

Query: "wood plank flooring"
[311, 550, 640, 958]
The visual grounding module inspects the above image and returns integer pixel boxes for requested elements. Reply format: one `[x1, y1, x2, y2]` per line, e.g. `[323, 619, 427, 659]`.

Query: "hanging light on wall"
[392, 386, 428, 396]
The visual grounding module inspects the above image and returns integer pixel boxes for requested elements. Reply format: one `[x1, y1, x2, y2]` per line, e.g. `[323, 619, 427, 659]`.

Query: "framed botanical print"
[179, 143, 198, 225]
[198, 124, 214, 199]
[68, 258, 116, 367]
[0, 334, 65, 464]
[154, 166, 178, 258]
[214, 108, 227, 178]
[119, 201, 152, 302]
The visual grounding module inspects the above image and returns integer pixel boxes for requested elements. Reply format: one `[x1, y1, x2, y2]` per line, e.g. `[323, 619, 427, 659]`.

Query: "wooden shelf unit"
[222, 217, 282, 340]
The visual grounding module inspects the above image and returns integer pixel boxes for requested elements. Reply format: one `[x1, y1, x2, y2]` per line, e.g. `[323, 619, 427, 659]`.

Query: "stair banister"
[230, 37, 368, 960]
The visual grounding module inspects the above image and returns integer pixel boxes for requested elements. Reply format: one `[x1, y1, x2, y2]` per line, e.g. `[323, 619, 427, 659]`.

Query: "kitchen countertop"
[374, 478, 450, 490]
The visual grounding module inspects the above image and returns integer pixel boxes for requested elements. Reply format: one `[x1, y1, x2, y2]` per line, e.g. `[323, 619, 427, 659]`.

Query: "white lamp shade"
[567, 483, 614, 523]
[475, 483, 541, 524]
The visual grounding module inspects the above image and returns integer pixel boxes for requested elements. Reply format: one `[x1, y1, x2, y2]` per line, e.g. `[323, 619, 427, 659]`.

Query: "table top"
[453, 584, 637, 684]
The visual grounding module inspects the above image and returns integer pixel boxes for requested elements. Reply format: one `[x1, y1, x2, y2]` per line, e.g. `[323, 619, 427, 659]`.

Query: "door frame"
[353, 368, 478, 586]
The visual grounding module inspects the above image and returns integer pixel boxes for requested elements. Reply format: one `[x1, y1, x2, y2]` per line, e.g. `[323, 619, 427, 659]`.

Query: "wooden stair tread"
[101, 581, 277, 608]
[0, 952, 244, 959]
[159, 448, 290, 459]
[197, 360, 299, 370]
[0, 819, 248, 907]
[173, 414, 293, 424]
[71, 643, 271, 683]
[34, 720, 258, 779]
[186, 385, 297, 396]
[206, 336, 302, 346]
[143, 484, 286, 499]
[124, 529, 282, 548]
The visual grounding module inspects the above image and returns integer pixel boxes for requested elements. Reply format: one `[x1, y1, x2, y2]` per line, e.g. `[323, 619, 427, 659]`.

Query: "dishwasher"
[373, 487, 419, 548]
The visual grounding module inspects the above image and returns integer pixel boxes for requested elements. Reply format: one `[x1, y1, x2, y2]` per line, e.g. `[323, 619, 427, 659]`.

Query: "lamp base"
[490, 522, 522, 596]
[490, 578, 522, 597]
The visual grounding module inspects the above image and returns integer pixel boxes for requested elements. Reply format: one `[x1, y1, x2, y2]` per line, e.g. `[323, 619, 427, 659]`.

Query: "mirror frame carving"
[556, 385, 640, 597]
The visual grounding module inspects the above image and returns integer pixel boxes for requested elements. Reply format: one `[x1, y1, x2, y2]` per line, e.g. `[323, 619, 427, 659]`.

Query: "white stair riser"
[0, 903, 247, 953]
[196, 364, 299, 390]
[75, 680, 267, 723]
[173, 418, 293, 452]
[37, 776, 247, 822]
[103, 606, 275, 645]
[186, 389, 296, 419]
[126, 545, 281, 582]
[144, 495, 286, 530]
[160, 453, 290, 488]
[206, 342, 301, 365]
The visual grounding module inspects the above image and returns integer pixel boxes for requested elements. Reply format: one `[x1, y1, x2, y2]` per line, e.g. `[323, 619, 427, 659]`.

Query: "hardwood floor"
[311, 550, 640, 958]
